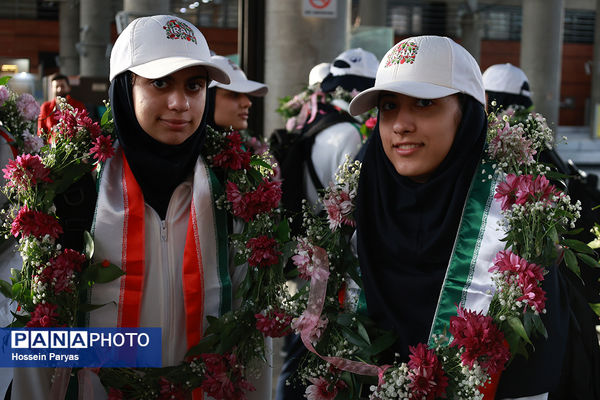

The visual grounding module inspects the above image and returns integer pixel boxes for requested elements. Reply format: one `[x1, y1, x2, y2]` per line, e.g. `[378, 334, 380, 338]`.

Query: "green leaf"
[11, 282, 22, 298]
[563, 249, 581, 279]
[0, 76, 11, 85]
[562, 239, 595, 255]
[81, 263, 124, 285]
[0, 280, 13, 299]
[101, 107, 112, 125]
[577, 253, 600, 269]
[356, 321, 371, 345]
[341, 326, 369, 348]
[336, 313, 354, 327]
[548, 226, 559, 245]
[249, 157, 272, 170]
[507, 316, 532, 344]
[275, 219, 291, 242]
[83, 231, 94, 260]
[363, 331, 397, 356]
[589, 303, 600, 317]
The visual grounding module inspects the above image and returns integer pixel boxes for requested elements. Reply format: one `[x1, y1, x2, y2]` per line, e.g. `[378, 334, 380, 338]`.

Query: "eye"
[379, 100, 396, 112]
[415, 98, 433, 107]
[151, 79, 168, 89]
[187, 79, 206, 91]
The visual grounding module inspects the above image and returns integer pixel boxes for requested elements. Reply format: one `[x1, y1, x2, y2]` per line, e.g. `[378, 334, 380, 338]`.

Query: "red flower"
[107, 387, 124, 400]
[246, 235, 281, 268]
[89, 135, 115, 162]
[11, 206, 63, 239]
[406, 343, 448, 400]
[201, 353, 255, 400]
[226, 179, 281, 222]
[27, 303, 60, 327]
[157, 377, 187, 400]
[255, 309, 292, 337]
[364, 116, 377, 130]
[449, 306, 510, 375]
[305, 376, 346, 400]
[3, 154, 52, 190]
[212, 132, 251, 170]
[39, 249, 86, 293]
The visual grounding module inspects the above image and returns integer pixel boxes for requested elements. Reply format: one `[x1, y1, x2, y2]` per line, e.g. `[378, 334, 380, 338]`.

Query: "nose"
[241, 94, 252, 109]
[168, 90, 190, 111]
[391, 107, 415, 135]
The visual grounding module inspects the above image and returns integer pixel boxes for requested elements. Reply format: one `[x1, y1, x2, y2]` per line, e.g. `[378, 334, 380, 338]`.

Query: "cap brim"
[210, 79, 268, 97]
[349, 81, 459, 115]
[129, 56, 231, 84]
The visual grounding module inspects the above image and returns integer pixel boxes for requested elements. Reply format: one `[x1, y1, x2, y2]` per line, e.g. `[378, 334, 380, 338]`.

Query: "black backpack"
[269, 105, 358, 236]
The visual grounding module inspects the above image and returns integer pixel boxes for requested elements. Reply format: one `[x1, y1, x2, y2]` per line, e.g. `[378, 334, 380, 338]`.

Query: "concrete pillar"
[58, 0, 80, 76]
[520, 0, 564, 130]
[460, 0, 481, 62]
[79, 0, 113, 78]
[264, 0, 350, 136]
[590, 0, 600, 136]
[124, 0, 170, 14]
[358, 0, 386, 26]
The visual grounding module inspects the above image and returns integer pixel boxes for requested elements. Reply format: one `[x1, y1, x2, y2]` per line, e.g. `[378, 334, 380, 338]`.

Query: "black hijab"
[109, 72, 210, 220]
[355, 95, 487, 361]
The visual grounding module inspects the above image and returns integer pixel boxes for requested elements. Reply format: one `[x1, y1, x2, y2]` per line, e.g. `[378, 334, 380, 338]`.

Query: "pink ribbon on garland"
[296, 244, 390, 386]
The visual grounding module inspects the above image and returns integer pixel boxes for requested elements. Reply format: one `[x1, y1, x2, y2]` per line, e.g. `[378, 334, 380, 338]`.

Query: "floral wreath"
[0, 99, 295, 399]
[283, 107, 600, 399]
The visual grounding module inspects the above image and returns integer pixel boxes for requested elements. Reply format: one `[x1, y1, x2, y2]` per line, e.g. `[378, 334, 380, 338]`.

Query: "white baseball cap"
[109, 15, 230, 84]
[309, 62, 331, 87]
[482, 63, 531, 97]
[320, 48, 379, 93]
[349, 36, 485, 115]
[208, 55, 268, 97]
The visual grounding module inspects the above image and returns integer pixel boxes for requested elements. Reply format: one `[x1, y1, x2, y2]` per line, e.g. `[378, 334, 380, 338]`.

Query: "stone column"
[520, 0, 564, 130]
[79, 0, 113, 78]
[460, 0, 481, 62]
[123, 0, 170, 14]
[358, 0, 386, 26]
[58, 0, 80, 76]
[264, 0, 350, 136]
[590, 0, 600, 136]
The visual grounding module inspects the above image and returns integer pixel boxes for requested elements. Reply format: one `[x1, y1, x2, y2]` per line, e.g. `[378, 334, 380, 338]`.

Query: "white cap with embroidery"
[349, 36, 485, 115]
[482, 63, 531, 97]
[109, 14, 230, 84]
[208, 55, 268, 97]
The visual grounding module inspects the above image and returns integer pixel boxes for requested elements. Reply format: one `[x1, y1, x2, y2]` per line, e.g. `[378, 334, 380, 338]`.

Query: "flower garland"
[0, 77, 43, 155]
[96, 126, 294, 399]
[286, 109, 599, 399]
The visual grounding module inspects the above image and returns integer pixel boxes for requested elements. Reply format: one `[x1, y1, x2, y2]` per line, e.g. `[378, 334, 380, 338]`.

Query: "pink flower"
[245, 136, 269, 155]
[488, 121, 536, 165]
[292, 313, 328, 344]
[3, 154, 52, 190]
[323, 187, 355, 231]
[27, 303, 60, 327]
[449, 306, 510, 375]
[292, 239, 330, 281]
[89, 135, 115, 162]
[11, 206, 63, 239]
[365, 117, 377, 130]
[246, 235, 281, 268]
[0, 85, 9, 106]
[305, 376, 346, 400]
[16, 93, 40, 120]
[406, 343, 448, 400]
[40, 249, 86, 293]
[254, 309, 292, 337]
[201, 353, 255, 400]
[212, 132, 251, 170]
[22, 130, 44, 153]
[495, 174, 560, 211]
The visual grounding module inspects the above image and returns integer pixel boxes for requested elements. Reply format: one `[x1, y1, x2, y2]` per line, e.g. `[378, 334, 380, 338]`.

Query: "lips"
[161, 118, 190, 129]
[392, 142, 423, 155]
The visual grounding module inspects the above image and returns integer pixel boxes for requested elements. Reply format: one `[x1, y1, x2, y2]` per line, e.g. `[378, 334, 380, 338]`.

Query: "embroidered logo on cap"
[227, 58, 241, 71]
[385, 41, 419, 67]
[162, 19, 197, 44]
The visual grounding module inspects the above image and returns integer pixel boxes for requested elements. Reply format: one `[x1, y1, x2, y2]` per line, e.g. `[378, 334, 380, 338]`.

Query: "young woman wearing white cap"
[10, 15, 272, 400]
[205, 55, 268, 133]
[345, 36, 598, 399]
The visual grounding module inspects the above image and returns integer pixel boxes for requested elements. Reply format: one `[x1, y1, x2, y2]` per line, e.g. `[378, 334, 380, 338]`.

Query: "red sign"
[309, 0, 331, 9]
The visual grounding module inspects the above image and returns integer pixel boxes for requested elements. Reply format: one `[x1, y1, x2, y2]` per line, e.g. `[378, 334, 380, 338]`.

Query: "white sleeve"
[304, 122, 362, 207]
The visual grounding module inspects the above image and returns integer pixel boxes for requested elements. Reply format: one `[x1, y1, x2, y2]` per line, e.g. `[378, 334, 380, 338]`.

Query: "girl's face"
[214, 88, 252, 130]
[378, 92, 462, 183]
[132, 66, 208, 145]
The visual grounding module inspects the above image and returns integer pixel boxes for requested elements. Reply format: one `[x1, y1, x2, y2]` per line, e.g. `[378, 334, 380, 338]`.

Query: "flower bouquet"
[0, 97, 117, 328]
[0, 76, 43, 155]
